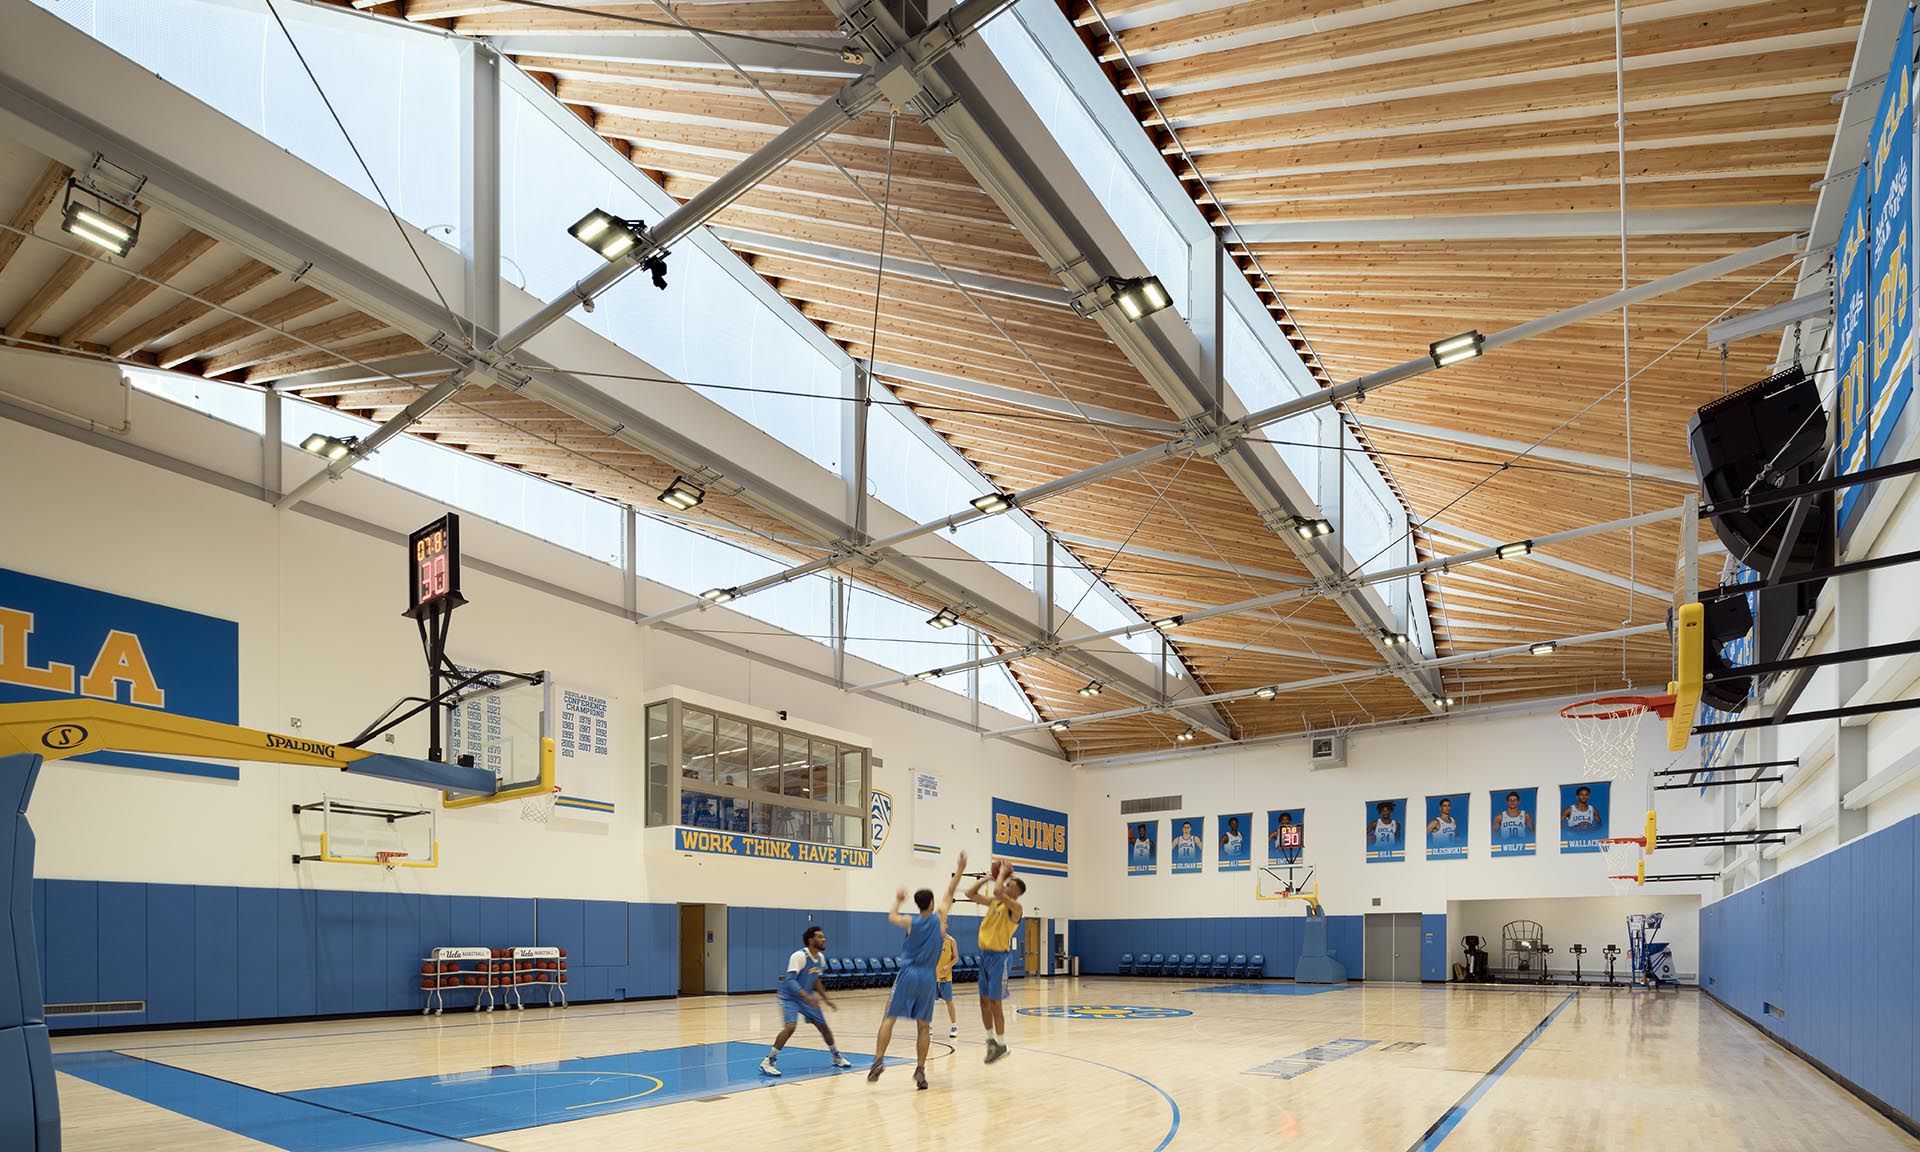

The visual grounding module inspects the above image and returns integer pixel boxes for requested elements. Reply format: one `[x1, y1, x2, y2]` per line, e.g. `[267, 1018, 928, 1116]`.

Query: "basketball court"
[0, 0, 1918, 1149]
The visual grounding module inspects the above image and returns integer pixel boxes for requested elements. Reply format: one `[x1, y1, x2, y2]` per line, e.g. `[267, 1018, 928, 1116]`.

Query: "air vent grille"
[1120, 795, 1181, 815]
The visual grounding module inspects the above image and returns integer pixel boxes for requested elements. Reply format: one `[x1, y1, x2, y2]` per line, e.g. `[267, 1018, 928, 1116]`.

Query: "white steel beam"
[1421, 519, 1673, 602]
[1230, 208, 1812, 245]
[485, 33, 862, 77]
[1354, 415, 1699, 486]
[707, 226, 1072, 306]
[872, 360, 1180, 432]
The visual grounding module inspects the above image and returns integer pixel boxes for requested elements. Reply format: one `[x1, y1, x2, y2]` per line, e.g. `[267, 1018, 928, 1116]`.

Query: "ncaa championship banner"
[0, 566, 239, 779]
[992, 797, 1068, 877]
[675, 826, 873, 868]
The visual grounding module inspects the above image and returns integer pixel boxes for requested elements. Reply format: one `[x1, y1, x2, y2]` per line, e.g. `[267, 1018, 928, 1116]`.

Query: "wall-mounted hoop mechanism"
[1559, 694, 1674, 781]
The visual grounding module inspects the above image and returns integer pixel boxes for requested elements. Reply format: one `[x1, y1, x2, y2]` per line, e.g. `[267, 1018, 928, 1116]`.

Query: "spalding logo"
[869, 789, 893, 852]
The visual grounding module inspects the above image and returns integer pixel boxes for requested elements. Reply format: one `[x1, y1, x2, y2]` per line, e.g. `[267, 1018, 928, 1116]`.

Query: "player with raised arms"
[761, 925, 851, 1077]
[869, 851, 967, 1090]
[965, 859, 1026, 1064]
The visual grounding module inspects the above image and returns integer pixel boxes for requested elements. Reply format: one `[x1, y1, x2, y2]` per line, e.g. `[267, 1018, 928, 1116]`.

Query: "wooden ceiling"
[15, 0, 1859, 759]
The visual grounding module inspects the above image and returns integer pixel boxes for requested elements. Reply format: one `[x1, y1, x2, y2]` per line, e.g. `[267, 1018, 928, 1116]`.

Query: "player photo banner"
[1217, 812, 1252, 872]
[1126, 820, 1158, 876]
[1424, 793, 1469, 861]
[1559, 781, 1610, 854]
[1267, 809, 1306, 866]
[1364, 798, 1407, 863]
[1169, 816, 1205, 874]
[1489, 788, 1538, 857]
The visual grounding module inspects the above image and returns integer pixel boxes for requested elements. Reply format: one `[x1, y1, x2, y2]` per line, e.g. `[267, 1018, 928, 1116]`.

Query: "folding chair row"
[1117, 951, 1263, 978]
[816, 954, 989, 990]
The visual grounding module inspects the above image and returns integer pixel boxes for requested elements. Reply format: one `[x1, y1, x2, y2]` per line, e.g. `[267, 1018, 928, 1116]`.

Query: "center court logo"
[869, 788, 893, 852]
[1016, 1005, 1191, 1020]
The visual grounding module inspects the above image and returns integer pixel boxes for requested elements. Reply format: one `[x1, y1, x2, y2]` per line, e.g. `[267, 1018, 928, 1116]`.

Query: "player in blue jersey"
[760, 925, 851, 1076]
[869, 850, 967, 1090]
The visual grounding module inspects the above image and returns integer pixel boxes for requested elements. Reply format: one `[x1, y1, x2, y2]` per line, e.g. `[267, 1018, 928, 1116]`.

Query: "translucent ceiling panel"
[980, 661, 1036, 722]
[636, 517, 831, 641]
[39, 0, 459, 235]
[842, 584, 974, 696]
[867, 405, 1035, 590]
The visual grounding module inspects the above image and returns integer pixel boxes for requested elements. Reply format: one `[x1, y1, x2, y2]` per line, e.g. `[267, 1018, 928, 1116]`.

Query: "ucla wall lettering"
[0, 567, 239, 779]
[674, 826, 874, 868]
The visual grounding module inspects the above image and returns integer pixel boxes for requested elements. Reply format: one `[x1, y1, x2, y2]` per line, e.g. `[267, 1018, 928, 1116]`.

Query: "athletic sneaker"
[914, 1067, 928, 1091]
[985, 1039, 1008, 1064]
[759, 1056, 781, 1077]
[867, 1060, 885, 1082]
[948, 1025, 959, 1039]
[831, 1052, 852, 1069]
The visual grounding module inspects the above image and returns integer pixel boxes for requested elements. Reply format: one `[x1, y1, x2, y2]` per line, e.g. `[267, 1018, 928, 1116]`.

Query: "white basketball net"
[1561, 699, 1652, 782]
[1602, 839, 1644, 894]
[521, 787, 559, 824]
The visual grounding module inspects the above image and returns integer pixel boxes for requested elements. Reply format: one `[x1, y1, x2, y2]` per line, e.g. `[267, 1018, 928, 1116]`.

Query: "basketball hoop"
[1560, 694, 1673, 781]
[1599, 837, 1646, 894]
[375, 851, 408, 871]
[521, 786, 560, 824]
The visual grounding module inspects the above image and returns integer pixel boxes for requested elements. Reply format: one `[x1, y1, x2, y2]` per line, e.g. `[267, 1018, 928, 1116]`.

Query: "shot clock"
[407, 514, 465, 618]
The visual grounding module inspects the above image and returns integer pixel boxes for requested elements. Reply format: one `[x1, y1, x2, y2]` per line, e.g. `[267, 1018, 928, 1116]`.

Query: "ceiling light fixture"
[1153, 615, 1184, 631]
[1496, 540, 1534, 560]
[1107, 275, 1172, 322]
[1384, 631, 1408, 646]
[700, 587, 738, 604]
[916, 668, 944, 681]
[927, 607, 961, 630]
[970, 491, 1015, 515]
[60, 178, 139, 257]
[1440, 696, 1457, 708]
[1529, 641, 1557, 657]
[298, 432, 357, 462]
[1175, 728, 1197, 743]
[569, 208, 643, 261]
[1428, 330, 1485, 368]
[1292, 516, 1334, 539]
[1254, 686, 1278, 700]
[658, 475, 705, 511]
[1077, 682, 1103, 698]
[1049, 720, 1069, 733]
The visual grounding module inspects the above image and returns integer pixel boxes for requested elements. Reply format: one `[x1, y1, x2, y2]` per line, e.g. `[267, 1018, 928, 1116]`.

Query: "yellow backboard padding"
[1666, 602, 1705, 751]
[0, 699, 372, 767]
[1644, 809, 1658, 856]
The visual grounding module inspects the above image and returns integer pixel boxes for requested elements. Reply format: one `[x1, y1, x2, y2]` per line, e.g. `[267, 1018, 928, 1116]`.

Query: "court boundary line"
[1405, 990, 1577, 1151]
[1021, 1048, 1180, 1152]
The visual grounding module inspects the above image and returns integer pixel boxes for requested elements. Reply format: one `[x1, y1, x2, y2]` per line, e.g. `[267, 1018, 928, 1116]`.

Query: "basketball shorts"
[978, 950, 1011, 1000]
[779, 991, 825, 1027]
[885, 968, 936, 1022]
[935, 980, 953, 1002]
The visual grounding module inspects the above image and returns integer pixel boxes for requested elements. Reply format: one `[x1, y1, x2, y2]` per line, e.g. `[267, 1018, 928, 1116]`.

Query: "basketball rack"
[292, 796, 438, 869]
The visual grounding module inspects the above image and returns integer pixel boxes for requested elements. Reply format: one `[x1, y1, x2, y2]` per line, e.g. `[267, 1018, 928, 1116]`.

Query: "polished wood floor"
[52, 977, 1917, 1151]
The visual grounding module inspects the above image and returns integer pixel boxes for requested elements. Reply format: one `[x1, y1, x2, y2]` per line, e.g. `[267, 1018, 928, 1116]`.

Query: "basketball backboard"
[440, 669, 554, 809]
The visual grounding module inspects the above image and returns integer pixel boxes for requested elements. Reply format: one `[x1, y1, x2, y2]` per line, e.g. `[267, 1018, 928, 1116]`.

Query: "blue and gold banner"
[674, 826, 873, 868]
[1489, 787, 1538, 857]
[1217, 812, 1252, 872]
[0, 567, 239, 778]
[992, 797, 1069, 877]
[1869, 12, 1914, 474]
[1424, 793, 1468, 860]
[1839, 169, 1872, 528]
[1558, 781, 1611, 854]
[1126, 819, 1157, 876]
[1169, 815, 1204, 874]
[1364, 798, 1407, 862]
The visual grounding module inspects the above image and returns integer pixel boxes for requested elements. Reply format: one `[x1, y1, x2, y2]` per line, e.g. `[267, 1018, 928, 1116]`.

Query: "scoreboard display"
[407, 514, 464, 617]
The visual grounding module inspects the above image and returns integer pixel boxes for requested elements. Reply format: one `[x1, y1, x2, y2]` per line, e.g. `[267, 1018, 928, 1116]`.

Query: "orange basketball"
[994, 861, 1013, 883]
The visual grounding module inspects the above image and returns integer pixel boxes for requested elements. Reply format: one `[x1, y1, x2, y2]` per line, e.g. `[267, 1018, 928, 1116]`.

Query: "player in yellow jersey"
[936, 932, 959, 1039]
[963, 860, 1025, 1063]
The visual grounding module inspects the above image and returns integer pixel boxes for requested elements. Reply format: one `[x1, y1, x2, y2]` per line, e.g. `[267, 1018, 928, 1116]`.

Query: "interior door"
[1022, 917, 1042, 976]
[1364, 914, 1395, 981]
[678, 904, 705, 995]
[1392, 913, 1424, 983]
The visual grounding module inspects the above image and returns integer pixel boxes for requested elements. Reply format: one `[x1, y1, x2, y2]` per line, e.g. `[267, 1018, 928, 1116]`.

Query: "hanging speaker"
[1699, 595, 1754, 713]
[1688, 363, 1833, 581]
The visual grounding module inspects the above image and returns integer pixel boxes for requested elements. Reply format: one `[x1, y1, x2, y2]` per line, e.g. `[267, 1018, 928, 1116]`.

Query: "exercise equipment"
[1459, 935, 1490, 983]
[1603, 944, 1622, 985]
[1627, 913, 1677, 987]
[1568, 944, 1588, 986]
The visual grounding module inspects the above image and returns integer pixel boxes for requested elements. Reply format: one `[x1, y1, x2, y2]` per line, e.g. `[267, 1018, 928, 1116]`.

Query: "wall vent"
[45, 1001, 145, 1016]
[1121, 795, 1181, 815]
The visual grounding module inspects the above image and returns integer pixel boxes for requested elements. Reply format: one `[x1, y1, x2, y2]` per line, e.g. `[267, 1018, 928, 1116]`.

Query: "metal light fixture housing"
[60, 178, 139, 257]
[1428, 330, 1485, 368]
[927, 607, 961, 630]
[700, 587, 738, 604]
[1528, 641, 1557, 657]
[570, 208, 644, 261]
[1496, 540, 1534, 559]
[658, 475, 705, 511]
[970, 491, 1014, 515]
[298, 432, 357, 462]
[1077, 682, 1103, 698]
[1107, 275, 1171, 322]
[1292, 516, 1333, 539]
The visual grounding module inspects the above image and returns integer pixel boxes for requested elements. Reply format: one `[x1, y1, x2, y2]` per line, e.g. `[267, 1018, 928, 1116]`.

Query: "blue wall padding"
[1421, 913, 1448, 981]
[28, 881, 681, 1032]
[1700, 813, 1919, 1127]
[1067, 914, 1371, 979]
[2, 753, 58, 1150]
[722, 906, 991, 993]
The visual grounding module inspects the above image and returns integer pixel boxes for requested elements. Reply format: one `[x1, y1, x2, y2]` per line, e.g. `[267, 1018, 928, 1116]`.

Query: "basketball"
[993, 860, 1013, 883]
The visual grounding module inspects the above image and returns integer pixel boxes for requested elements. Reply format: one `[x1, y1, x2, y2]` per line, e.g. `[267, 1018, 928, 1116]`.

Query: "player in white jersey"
[1219, 816, 1244, 857]
[1130, 824, 1152, 859]
[1561, 786, 1601, 833]
[1426, 797, 1459, 841]
[760, 926, 850, 1076]
[1172, 820, 1201, 861]
[1496, 791, 1534, 840]
[1368, 801, 1400, 846]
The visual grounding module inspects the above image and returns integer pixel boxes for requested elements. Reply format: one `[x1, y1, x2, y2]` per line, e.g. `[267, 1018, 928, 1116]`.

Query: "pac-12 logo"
[870, 789, 894, 852]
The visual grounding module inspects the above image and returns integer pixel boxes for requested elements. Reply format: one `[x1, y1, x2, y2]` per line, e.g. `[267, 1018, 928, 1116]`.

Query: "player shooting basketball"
[965, 859, 1025, 1064]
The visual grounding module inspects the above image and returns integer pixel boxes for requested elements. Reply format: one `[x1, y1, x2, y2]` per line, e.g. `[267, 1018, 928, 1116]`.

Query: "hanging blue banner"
[0, 567, 239, 779]
[1869, 13, 1915, 474]
[1838, 172, 1873, 530]
[992, 797, 1069, 877]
